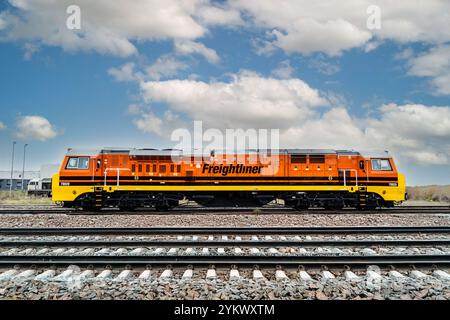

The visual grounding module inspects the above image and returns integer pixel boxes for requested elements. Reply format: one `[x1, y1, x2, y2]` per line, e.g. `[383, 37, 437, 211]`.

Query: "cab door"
[337, 154, 358, 186]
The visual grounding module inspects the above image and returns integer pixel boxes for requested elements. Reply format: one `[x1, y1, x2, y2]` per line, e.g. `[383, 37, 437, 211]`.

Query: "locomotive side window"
[160, 165, 167, 173]
[291, 155, 306, 163]
[371, 159, 392, 171]
[66, 157, 89, 169]
[309, 155, 325, 164]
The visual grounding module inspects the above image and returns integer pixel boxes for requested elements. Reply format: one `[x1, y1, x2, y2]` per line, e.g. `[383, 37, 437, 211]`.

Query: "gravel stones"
[0, 268, 449, 300]
[0, 212, 449, 228]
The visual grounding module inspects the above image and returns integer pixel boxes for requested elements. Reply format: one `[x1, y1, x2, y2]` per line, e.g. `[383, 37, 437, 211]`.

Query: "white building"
[0, 164, 59, 190]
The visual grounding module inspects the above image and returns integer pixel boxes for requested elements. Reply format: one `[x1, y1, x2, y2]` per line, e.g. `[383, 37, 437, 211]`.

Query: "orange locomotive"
[52, 148, 406, 210]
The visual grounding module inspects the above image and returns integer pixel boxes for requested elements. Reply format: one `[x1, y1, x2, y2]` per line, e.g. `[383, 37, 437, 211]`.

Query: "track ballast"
[1, 226, 450, 267]
[0, 205, 449, 215]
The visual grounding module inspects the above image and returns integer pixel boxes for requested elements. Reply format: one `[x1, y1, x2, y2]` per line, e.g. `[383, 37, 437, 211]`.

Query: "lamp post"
[21, 144, 28, 190]
[10, 141, 16, 196]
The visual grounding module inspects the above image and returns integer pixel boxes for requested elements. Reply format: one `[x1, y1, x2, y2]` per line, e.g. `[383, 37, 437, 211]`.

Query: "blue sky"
[0, 1, 450, 185]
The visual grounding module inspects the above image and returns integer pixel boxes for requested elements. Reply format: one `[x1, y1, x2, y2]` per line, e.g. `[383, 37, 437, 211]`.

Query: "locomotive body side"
[52, 148, 405, 210]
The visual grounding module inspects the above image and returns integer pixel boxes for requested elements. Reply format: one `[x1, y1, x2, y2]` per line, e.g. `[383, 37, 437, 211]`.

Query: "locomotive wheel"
[332, 198, 345, 210]
[155, 204, 170, 211]
[294, 199, 310, 210]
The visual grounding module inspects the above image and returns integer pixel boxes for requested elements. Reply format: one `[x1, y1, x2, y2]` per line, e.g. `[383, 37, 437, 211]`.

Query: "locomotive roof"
[66, 148, 391, 157]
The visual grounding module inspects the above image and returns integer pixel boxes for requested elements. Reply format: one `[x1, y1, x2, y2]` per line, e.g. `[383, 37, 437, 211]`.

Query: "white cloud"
[408, 46, 450, 77]
[127, 104, 143, 115]
[16, 115, 58, 141]
[6, 0, 450, 59]
[251, 36, 277, 56]
[108, 55, 189, 85]
[271, 60, 293, 79]
[135, 72, 450, 165]
[232, 0, 450, 56]
[0, 12, 6, 30]
[23, 42, 39, 60]
[280, 107, 367, 149]
[139, 71, 328, 129]
[146, 55, 188, 80]
[394, 48, 414, 60]
[195, 2, 243, 26]
[0, 0, 214, 57]
[365, 103, 450, 164]
[0, 121, 6, 130]
[280, 103, 450, 165]
[132, 107, 184, 137]
[175, 40, 220, 64]
[308, 56, 340, 75]
[406, 45, 450, 95]
[134, 111, 164, 136]
[272, 19, 372, 57]
[108, 62, 142, 82]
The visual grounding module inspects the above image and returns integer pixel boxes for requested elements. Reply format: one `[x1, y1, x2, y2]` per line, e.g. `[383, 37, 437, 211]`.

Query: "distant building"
[0, 164, 59, 191]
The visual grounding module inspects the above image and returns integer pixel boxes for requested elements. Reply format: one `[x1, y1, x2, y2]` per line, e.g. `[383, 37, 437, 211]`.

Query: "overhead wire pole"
[21, 143, 28, 190]
[9, 141, 16, 197]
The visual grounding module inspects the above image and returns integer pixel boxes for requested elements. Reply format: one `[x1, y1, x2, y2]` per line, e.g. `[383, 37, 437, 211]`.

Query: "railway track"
[1, 226, 450, 300]
[1, 226, 449, 268]
[1, 239, 450, 247]
[1, 225, 450, 235]
[0, 205, 449, 215]
[1, 254, 450, 267]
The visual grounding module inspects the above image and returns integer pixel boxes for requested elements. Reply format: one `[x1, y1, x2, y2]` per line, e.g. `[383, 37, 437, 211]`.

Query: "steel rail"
[2, 226, 450, 236]
[0, 239, 449, 247]
[1, 226, 450, 236]
[0, 254, 449, 267]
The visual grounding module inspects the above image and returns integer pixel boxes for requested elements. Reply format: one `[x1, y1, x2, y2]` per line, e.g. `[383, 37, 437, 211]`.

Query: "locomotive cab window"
[66, 158, 78, 169]
[371, 159, 392, 171]
[78, 157, 89, 169]
[66, 157, 89, 169]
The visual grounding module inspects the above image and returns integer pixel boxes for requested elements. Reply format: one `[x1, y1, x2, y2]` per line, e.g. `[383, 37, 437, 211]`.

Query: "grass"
[0, 190, 53, 205]
[406, 185, 450, 202]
